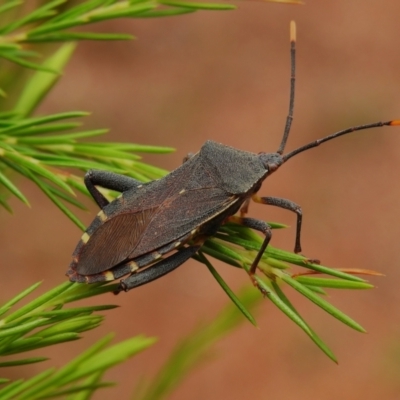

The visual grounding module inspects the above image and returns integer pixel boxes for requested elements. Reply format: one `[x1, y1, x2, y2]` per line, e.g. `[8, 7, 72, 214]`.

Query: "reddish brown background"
[2, 1, 400, 399]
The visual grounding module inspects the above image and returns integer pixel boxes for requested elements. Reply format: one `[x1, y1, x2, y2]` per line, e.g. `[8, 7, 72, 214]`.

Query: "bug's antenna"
[282, 120, 400, 163]
[277, 21, 296, 155]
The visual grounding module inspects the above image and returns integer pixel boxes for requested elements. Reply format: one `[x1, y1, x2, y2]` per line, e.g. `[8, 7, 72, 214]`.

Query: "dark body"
[67, 22, 397, 293]
[67, 140, 273, 292]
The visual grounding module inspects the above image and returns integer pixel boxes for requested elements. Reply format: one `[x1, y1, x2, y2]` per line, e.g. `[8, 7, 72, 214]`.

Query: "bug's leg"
[252, 195, 303, 253]
[117, 245, 201, 293]
[239, 198, 251, 217]
[182, 152, 195, 163]
[227, 216, 272, 295]
[84, 169, 142, 209]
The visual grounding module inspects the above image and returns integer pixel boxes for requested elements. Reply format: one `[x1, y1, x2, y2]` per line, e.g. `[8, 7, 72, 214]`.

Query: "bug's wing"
[74, 156, 239, 275]
[75, 207, 158, 275]
[75, 187, 237, 275]
[129, 186, 239, 258]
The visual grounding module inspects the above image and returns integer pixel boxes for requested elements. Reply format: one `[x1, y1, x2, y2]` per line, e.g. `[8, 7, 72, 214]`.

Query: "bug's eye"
[268, 163, 279, 173]
[259, 153, 283, 172]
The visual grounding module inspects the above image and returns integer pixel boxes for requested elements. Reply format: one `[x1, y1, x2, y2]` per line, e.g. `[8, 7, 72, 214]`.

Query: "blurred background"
[2, 0, 400, 399]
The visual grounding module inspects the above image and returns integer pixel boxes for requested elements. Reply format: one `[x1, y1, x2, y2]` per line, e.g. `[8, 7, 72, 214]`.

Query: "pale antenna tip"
[389, 120, 400, 126]
[290, 21, 296, 42]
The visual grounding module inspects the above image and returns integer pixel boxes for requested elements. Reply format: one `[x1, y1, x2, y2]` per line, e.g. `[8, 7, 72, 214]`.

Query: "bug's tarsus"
[303, 258, 321, 265]
[251, 276, 269, 297]
[277, 20, 296, 155]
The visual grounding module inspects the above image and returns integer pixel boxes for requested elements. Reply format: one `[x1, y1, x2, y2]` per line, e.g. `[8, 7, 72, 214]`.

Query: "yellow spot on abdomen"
[128, 261, 139, 272]
[102, 271, 115, 281]
[97, 210, 107, 222]
[81, 232, 90, 243]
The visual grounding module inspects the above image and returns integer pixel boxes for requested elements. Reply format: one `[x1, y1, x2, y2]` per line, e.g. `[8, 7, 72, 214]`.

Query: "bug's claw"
[303, 258, 320, 265]
[256, 284, 269, 297]
[249, 273, 269, 297]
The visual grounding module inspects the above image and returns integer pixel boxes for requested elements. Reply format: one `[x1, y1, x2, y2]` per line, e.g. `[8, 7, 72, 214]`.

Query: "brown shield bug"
[66, 22, 399, 294]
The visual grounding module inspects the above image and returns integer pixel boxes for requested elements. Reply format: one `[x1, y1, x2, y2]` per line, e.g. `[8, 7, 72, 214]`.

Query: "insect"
[67, 22, 399, 294]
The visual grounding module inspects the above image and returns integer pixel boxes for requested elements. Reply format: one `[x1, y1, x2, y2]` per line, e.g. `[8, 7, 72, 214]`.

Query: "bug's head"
[258, 152, 284, 175]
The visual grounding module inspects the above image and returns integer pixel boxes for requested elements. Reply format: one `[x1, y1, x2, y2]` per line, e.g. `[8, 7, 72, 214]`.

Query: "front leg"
[182, 152, 195, 163]
[85, 169, 143, 209]
[252, 195, 303, 253]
